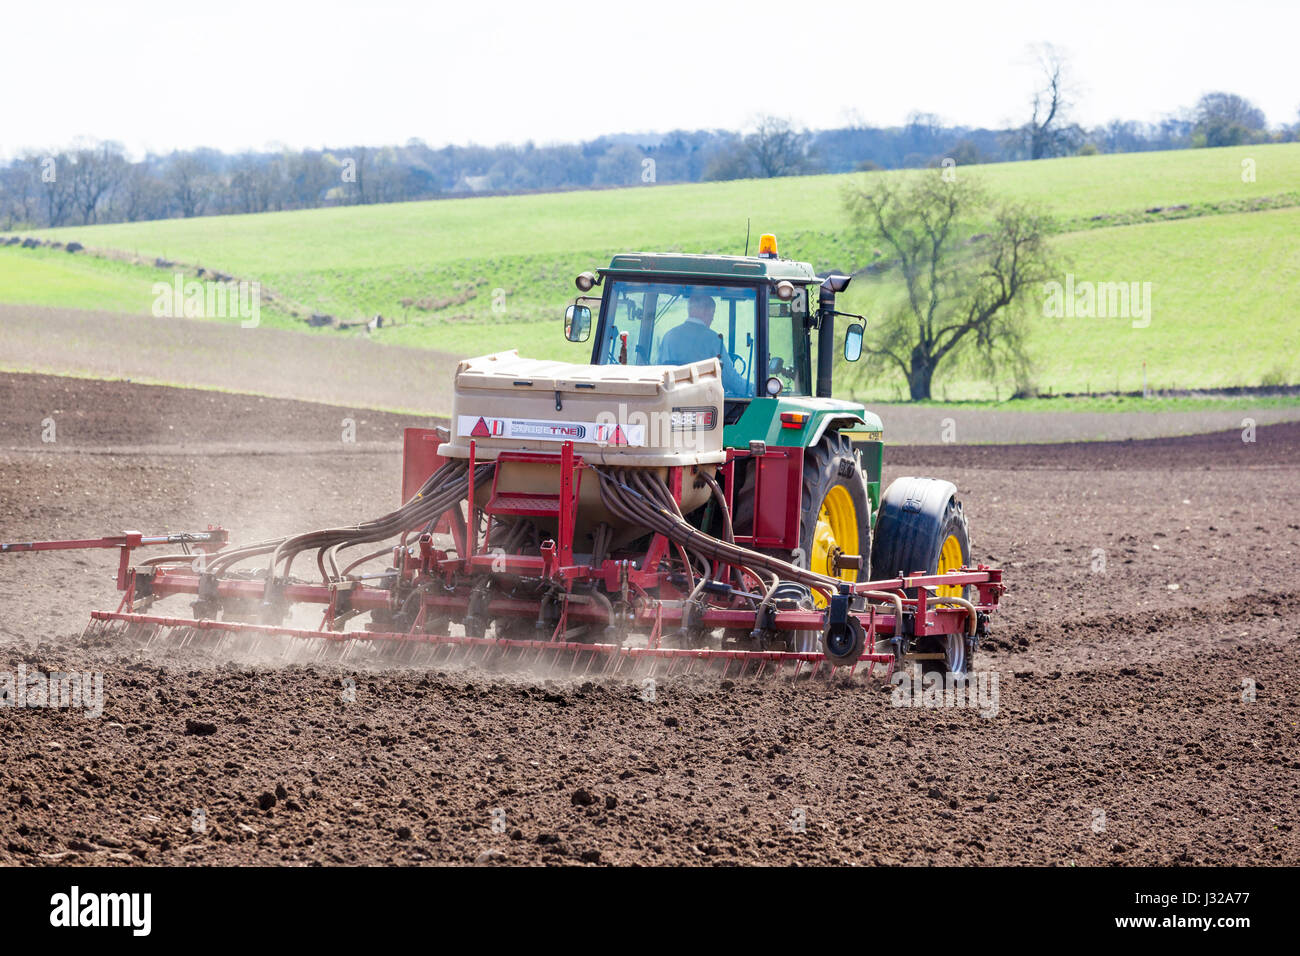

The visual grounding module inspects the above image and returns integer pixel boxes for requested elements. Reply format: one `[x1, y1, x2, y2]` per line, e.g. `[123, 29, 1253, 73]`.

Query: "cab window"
[766, 285, 811, 395]
[598, 280, 757, 398]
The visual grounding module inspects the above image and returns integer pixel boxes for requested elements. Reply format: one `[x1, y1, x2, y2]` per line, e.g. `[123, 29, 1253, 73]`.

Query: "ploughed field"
[1, 372, 1296, 866]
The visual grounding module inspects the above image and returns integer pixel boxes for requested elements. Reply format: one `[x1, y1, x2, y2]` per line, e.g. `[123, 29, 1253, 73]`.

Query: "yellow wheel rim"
[810, 485, 859, 606]
[935, 533, 964, 598]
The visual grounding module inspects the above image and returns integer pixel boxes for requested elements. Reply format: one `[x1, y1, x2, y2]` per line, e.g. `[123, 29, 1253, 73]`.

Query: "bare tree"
[1192, 92, 1268, 147]
[843, 173, 1056, 400]
[284, 151, 334, 208]
[166, 153, 212, 218]
[70, 143, 128, 224]
[341, 146, 369, 204]
[41, 153, 77, 227]
[702, 116, 813, 181]
[1019, 43, 1081, 159]
[746, 116, 808, 177]
[0, 156, 43, 229]
[230, 153, 280, 213]
[113, 164, 166, 222]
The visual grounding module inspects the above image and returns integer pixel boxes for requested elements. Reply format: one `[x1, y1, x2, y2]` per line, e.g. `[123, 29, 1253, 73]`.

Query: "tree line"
[2, 75, 1295, 231]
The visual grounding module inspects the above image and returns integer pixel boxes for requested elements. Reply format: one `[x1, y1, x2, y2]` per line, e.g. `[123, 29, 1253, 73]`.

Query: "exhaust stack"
[816, 274, 852, 398]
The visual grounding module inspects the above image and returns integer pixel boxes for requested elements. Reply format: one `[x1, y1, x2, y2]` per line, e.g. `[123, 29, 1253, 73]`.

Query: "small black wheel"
[822, 616, 866, 664]
[917, 633, 969, 678]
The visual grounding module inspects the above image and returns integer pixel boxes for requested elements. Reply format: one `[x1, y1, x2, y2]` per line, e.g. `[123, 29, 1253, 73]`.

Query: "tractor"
[6, 235, 1002, 679]
[556, 233, 983, 673]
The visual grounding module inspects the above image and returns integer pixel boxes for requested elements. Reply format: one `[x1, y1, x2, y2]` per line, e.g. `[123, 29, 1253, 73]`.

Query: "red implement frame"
[7, 441, 1006, 679]
[1, 529, 228, 591]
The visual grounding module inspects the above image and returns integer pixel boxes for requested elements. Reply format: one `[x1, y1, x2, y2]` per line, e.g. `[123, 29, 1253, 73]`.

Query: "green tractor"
[564, 233, 975, 671]
[6, 238, 994, 679]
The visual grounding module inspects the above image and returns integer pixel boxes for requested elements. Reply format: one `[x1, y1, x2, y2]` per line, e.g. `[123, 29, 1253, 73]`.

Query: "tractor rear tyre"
[797, 432, 872, 588]
[731, 433, 869, 650]
[870, 476, 972, 677]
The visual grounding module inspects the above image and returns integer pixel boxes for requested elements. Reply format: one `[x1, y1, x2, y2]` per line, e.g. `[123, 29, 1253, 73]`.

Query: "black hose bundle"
[595, 466, 842, 602]
[140, 461, 862, 620]
[140, 460, 494, 593]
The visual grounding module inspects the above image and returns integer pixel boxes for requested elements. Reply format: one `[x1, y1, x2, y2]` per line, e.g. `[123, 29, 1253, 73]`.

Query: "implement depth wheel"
[822, 615, 866, 665]
[798, 433, 872, 605]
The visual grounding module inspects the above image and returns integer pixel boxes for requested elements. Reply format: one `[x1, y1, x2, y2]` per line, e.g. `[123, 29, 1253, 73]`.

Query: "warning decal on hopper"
[457, 415, 647, 447]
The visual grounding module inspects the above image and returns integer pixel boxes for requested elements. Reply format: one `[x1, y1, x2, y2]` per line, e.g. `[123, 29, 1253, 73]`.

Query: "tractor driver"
[659, 293, 753, 397]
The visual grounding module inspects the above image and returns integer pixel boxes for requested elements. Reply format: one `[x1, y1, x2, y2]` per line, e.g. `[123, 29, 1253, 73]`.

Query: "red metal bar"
[466, 440, 478, 561]
[141, 557, 1000, 638]
[86, 610, 896, 672]
[558, 440, 575, 568]
[1, 530, 226, 554]
[2, 529, 229, 592]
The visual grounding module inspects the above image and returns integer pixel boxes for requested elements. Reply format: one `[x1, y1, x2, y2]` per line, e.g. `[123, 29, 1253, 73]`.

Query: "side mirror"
[844, 322, 864, 362]
[565, 304, 592, 342]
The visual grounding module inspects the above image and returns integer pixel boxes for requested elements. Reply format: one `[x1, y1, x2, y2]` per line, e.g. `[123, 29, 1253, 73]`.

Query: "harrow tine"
[79, 608, 898, 691]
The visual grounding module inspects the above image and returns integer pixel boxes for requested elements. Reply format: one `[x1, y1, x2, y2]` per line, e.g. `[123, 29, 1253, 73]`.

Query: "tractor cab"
[564, 234, 864, 408]
[564, 236, 884, 538]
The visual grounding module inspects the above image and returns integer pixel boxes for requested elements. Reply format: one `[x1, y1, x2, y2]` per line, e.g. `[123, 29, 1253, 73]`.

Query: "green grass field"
[3, 142, 1298, 396]
[0, 247, 177, 315]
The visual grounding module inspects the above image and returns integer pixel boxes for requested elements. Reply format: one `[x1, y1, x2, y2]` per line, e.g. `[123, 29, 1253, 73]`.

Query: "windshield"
[766, 287, 812, 396]
[598, 280, 756, 398]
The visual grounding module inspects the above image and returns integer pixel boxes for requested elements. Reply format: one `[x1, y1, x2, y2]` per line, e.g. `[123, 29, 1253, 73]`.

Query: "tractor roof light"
[757, 234, 778, 259]
[575, 271, 598, 292]
[774, 280, 794, 301]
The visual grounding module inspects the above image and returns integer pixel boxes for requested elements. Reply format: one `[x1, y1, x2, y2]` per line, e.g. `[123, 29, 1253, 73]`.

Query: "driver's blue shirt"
[659, 318, 752, 397]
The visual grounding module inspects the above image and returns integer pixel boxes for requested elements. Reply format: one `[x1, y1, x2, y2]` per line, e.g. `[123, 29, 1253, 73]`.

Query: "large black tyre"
[870, 476, 972, 676]
[730, 433, 870, 653]
[796, 432, 873, 586]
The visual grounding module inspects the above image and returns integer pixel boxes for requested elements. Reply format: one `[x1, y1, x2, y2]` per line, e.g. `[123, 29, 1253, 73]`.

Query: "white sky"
[2, 0, 1297, 159]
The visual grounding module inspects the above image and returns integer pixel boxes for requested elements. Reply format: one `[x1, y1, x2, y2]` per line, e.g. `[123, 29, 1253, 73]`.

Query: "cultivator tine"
[80, 608, 901, 687]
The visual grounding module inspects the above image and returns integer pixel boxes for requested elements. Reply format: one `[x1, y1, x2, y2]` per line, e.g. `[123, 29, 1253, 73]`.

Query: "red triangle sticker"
[611, 425, 628, 445]
[470, 417, 491, 438]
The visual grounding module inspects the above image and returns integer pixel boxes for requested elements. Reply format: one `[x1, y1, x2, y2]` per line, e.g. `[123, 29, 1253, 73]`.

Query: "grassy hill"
[2, 142, 1298, 398]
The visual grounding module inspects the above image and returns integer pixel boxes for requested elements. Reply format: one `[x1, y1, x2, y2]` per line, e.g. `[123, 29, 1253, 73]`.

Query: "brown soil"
[1, 372, 1297, 866]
